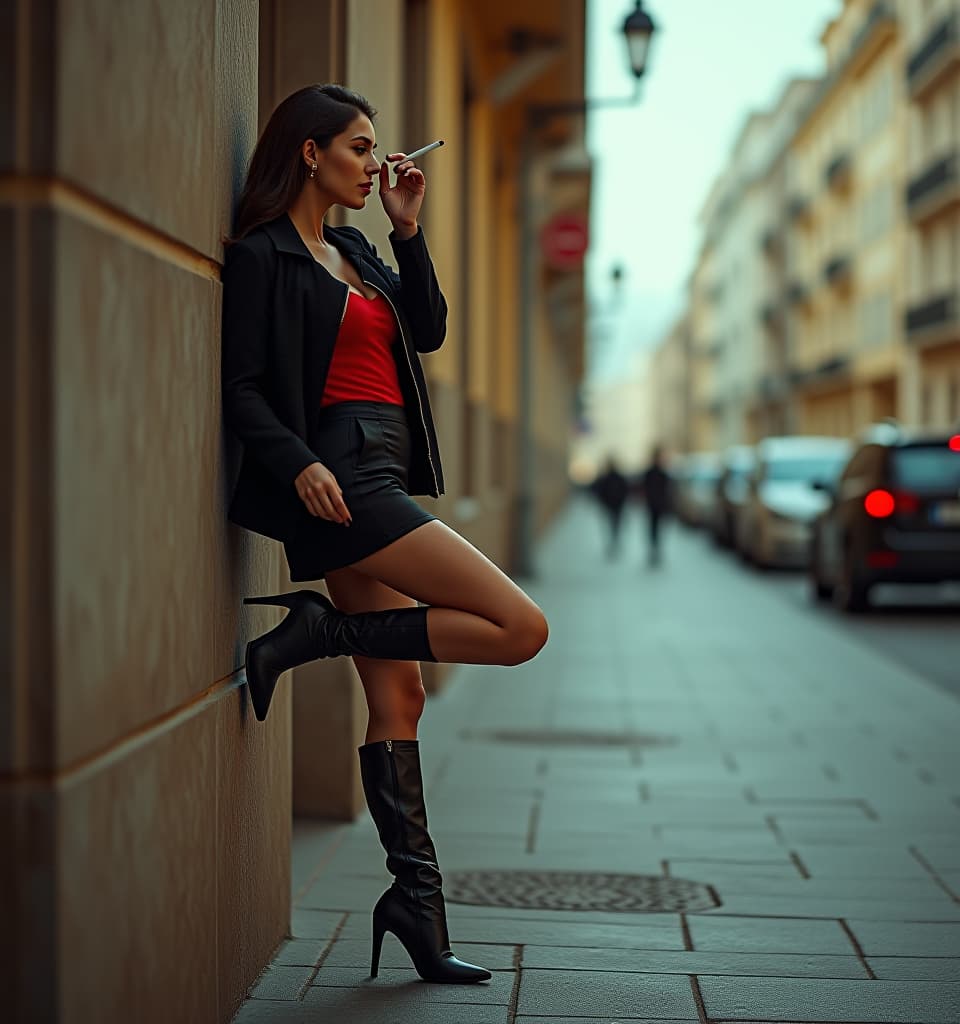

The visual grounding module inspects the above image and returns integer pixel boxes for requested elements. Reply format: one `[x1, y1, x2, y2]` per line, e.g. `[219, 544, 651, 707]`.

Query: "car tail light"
[894, 491, 920, 515]
[949, 435, 960, 452]
[864, 489, 920, 517]
[864, 489, 895, 517]
[867, 551, 899, 569]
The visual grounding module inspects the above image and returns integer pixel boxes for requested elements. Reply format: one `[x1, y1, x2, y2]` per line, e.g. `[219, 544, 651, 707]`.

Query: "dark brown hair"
[225, 84, 377, 245]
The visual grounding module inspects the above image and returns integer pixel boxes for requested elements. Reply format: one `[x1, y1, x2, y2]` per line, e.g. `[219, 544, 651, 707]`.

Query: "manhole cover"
[461, 728, 677, 748]
[445, 870, 718, 913]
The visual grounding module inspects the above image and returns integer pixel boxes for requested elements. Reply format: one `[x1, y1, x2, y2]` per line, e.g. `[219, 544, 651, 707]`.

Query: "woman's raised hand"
[378, 153, 425, 232]
[294, 462, 352, 525]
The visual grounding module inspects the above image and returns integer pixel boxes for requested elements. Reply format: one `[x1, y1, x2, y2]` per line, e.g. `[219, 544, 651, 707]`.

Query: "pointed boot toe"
[244, 637, 280, 722]
[424, 954, 492, 984]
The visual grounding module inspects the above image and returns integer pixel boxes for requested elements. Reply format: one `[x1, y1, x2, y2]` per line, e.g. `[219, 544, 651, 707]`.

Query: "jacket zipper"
[359, 264, 439, 495]
[337, 285, 349, 330]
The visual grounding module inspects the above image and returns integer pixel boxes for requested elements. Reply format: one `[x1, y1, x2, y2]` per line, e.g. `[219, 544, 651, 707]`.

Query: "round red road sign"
[540, 212, 589, 271]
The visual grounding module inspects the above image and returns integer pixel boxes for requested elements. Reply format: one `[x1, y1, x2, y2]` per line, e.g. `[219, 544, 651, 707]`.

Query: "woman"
[221, 84, 548, 985]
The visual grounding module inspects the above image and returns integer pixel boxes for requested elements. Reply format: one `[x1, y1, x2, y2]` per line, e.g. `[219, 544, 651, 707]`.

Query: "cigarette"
[394, 140, 444, 167]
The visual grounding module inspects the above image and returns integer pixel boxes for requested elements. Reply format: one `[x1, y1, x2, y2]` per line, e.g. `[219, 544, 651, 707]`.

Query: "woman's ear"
[301, 139, 318, 170]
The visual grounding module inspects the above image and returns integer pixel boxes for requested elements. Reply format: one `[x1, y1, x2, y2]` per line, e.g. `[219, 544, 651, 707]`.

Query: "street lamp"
[512, 2, 658, 578]
[623, 1, 656, 78]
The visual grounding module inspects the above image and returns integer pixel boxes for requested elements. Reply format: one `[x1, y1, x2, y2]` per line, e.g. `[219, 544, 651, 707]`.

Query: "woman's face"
[314, 113, 381, 209]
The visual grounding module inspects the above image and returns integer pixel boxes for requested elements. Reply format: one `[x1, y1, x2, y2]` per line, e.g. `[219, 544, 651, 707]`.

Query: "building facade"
[654, 0, 960, 456]
[902, 0, 960, 427]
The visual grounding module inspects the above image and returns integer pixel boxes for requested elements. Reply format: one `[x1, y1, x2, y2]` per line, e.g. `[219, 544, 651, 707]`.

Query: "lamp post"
[513, 1, 657, 578]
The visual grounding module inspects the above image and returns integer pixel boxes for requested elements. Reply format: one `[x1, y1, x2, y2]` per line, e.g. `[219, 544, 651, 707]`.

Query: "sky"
[584, 0, 841, 382]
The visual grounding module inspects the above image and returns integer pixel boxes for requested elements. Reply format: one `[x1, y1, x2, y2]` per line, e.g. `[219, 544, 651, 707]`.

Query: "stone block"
[57, 709, 219, 1024]
[217, 693, 293, 1020]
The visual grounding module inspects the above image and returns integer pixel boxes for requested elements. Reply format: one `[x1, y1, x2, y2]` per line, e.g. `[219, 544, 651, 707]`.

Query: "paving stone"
[301, 984, 510, 1018]
[698, 975, 960, 1022]
[247, 965, 314, 1000]
[521, 945, 868, 978]
[516, 969, 697, 1018]
[338, 913, 685, 949]
[686, 915, 851, 954]
[514, 1020, 696, 1024]
[272, 939, 328, 967]
[846, 921, 960, 956]
[310, 966, 514, 1002]
[707, 893, 960, 921]
[322, 937, 516, 971]
[867, 957, 960, 981]
[446, 906, 682, 930]
[231, 1001, 326, 1023]
[237, 996, 507, 1023]
[290, 908, 346, 939]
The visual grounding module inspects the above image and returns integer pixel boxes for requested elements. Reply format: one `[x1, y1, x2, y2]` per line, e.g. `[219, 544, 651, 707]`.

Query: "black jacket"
[221, 211, 447, 543]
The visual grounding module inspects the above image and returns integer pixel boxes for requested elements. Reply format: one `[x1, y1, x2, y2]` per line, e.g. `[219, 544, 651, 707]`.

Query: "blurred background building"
[2, 0, 603, 1019]
[643, 0, 960, 457]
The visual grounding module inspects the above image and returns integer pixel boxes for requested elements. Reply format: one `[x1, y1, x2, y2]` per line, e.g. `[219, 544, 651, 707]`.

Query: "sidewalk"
[233, 496, 960, 1024]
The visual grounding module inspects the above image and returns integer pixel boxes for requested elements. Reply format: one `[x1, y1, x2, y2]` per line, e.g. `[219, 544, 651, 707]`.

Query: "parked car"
[810, 424, 960, 611]
[673, 452, 721, 528]
[710, 445, 756, 548]
[736, 435, 852, 569]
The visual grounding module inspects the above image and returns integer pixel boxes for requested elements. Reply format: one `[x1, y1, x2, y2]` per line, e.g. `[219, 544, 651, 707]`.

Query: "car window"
[892, 445, 960, 491]
[766, 454, 849, 483]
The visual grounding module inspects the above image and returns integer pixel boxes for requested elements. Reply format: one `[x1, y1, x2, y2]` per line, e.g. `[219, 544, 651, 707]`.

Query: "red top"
[321, 290, 405, 407]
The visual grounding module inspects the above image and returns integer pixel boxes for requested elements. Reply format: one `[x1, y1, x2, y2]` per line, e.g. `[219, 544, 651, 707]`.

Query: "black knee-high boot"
[359, 739, 491, 984]
[241, 589, 436, 722]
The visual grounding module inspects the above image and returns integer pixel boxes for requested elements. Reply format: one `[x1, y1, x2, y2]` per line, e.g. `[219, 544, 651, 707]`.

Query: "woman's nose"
[367, 157, 381, 174]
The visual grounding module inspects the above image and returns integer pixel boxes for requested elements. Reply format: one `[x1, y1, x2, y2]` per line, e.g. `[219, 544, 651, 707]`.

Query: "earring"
[310, 163, 317, 179]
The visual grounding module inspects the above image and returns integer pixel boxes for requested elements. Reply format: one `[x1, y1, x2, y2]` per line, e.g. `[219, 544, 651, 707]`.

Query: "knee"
[501, 605, 549, 666]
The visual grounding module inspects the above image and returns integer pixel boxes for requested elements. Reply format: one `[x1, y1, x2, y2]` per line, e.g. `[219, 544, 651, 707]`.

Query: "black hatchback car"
[809, 424, 960, 611]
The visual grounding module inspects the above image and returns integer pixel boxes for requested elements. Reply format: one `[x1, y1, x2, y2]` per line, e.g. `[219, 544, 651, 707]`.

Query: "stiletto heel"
[370, 916, 387, 977]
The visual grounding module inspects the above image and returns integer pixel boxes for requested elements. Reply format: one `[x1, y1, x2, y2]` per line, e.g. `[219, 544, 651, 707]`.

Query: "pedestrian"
[638, 444, 672, 566]
[590, 457, 630, 558]
[221, 84, 548, 986]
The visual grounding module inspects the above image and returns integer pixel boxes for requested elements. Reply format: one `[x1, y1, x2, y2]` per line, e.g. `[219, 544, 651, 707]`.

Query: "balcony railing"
[786, 281, 810, 307]
[825, 152, 852, 192]
[823, 255, 852, 287]
[906, 152, 959, 220]
[907, 13, 959, 99]
[759, 302, 782, 330]
[905, 292, 958, 335]
[787, 195, 811, 224]
[760, 228, 782, 259]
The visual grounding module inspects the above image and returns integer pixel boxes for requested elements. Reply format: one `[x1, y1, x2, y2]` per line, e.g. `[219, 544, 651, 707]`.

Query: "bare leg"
[348, 520, 548, 666]
[325, 567, 425, 744]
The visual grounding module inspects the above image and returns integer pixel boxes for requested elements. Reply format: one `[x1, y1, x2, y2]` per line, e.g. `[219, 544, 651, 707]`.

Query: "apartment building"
[786, 0, 908, 436]
[902, 0, 960, 427]
[686, 80, 814, 451]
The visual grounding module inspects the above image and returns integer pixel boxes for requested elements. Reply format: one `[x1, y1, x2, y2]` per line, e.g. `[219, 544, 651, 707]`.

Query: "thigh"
[347, 519, 537, 627]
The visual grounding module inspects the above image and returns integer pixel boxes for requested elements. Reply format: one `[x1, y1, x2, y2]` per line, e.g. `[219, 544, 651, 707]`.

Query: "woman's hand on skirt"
[294, 462, 352, 526]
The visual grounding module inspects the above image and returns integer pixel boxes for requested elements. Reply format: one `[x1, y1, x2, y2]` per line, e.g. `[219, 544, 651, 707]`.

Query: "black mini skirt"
[282, 401, 437, 582]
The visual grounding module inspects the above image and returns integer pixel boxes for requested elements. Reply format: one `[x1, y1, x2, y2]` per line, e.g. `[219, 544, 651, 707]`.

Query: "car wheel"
[809, 535, 832, 600]
[833, 544, 869, 613]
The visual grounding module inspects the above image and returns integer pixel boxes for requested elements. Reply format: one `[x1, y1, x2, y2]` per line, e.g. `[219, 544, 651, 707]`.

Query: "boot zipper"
[385, 739, 424, 958]
[360, 261, 439, 496]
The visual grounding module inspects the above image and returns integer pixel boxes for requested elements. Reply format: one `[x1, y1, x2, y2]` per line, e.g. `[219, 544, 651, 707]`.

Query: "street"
[710, 532, 960, 702]
[234, 495, 960, 1024]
